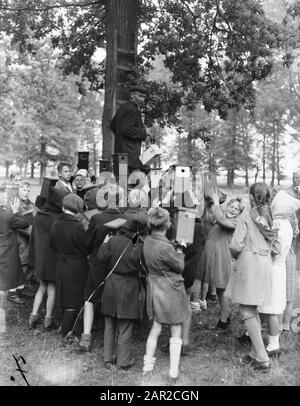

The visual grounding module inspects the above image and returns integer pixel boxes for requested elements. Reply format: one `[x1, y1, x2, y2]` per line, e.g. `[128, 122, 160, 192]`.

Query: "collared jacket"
[110, 100, 147, 170]
[0, 208, 29, 290]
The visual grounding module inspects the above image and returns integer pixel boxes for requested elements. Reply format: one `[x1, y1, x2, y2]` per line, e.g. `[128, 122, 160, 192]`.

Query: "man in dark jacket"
[110, 86, 152, 174]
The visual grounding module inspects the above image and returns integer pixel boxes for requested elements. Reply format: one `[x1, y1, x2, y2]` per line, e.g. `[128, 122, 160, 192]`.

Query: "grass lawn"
[1, 177, 299, 386]
[1, 296, 299, 387]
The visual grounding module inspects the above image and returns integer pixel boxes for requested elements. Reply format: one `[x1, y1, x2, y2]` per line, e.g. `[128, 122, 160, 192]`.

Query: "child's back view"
[142, 207, 190, 381]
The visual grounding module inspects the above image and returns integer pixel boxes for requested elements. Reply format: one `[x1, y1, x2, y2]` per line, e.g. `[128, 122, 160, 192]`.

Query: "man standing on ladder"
[110, 85, 154, 175]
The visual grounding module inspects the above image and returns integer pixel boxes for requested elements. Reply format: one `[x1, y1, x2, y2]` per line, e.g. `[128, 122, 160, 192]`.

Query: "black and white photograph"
[0, 0, 300, 390]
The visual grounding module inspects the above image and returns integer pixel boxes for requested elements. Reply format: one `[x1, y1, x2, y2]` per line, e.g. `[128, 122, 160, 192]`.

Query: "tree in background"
[0, 0, 284, 159]
[0, 35, 84, 178]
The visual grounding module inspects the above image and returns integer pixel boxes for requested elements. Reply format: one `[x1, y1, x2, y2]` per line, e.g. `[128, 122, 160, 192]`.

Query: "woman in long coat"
[28, 186, 68, 330]
[50, 194, 89, 339]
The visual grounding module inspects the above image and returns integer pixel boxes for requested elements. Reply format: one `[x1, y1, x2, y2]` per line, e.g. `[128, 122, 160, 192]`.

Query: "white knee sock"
[143, 354, 156, 372]
[169, 337, 182, 379]
[266, 334, 280, 351]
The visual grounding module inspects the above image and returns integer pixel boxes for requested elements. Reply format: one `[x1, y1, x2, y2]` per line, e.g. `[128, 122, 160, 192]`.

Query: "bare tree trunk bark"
[271, 123, 276, 187]
[262, 132, 266, 182]
[39, 140, 47, 182]
[5, 161, 10, 179]
[30, 162, 35, 179]
[276, 125, 280, 186]
[102, 0, 138, 160]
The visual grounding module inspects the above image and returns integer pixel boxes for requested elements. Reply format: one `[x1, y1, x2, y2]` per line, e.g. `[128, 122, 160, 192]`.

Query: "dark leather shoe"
[7, 293, 26, 305]
[266, 348, 281, 358]
[104, 361, 114, 370]
[216, 319, 229, 330]
[251, 359, 271, 373]
[240, 354, 255, 365]
[181, 344, 192, 356]
[17, 287, 35, 298]
[117, 364, 134, 371]
[237, 333, 251, 345]
[160, 343, 169, 354]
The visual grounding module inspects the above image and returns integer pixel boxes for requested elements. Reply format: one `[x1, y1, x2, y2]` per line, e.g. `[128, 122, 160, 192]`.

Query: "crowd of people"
[1, 164, 300, 382]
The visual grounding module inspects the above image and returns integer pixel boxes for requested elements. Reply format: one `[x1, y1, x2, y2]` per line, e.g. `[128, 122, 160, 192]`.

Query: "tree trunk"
[262, 132, 266, 182]
[39, 140, 47, 181]
[5, 161, 10, 178]
[271, 123, 276, 187]
[227, 169, 234, 188]
[93, 140, 97, 175]
[254, 161, 259, 183]
[226, 109, 237, 187]
[187, 131, 193, 165]
[102, 0, 138, 160]
[30, 162, 35, 179]
[276, 126, 280, 186]
[24, 160, 28, 179]
[245, 167, 249, 187]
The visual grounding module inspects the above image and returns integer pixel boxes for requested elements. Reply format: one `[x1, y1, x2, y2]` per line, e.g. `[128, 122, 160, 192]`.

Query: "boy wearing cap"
[50, 194, 89, 340]
[110, 86, 154, 174]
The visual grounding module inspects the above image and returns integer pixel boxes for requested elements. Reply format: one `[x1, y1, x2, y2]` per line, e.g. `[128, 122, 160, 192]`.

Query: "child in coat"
[77, 183, 126, 353]
[97, 215, 148, 370]
[142, 207, 190, 381]
[225, 182, 274, 373]
[50, 194, 89, 340]
[29, 186, 68, 330]
[200, 191, 244, 329]
[0, 185, 30, 332]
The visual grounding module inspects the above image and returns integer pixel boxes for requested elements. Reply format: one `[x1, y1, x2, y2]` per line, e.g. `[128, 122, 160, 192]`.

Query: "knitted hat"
[84, 186, 100, 210]
[62, 193, 84, 214]
[123, 213, 148, 235]
[75, 169, 88, 178]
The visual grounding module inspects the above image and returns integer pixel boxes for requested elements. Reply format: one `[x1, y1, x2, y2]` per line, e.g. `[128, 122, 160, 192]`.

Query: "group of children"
[1, 162, 300, 381]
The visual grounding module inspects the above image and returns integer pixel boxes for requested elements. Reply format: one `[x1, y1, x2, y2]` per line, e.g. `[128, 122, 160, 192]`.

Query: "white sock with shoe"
[169, 337, 182, 379]
[143, 354, 156, 373]
[266, 334, 280, 351]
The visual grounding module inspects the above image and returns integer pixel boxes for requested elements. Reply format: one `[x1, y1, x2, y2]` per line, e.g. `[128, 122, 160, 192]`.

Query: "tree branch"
[0, 1, 104, 13]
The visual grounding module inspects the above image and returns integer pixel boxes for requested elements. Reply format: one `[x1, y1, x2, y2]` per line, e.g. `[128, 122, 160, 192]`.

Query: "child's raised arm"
[230, 213, 248, 259]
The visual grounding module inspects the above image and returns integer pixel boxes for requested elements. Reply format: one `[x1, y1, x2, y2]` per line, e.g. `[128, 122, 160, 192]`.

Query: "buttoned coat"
[110, 100, 147, 170]
[0, 209, 29, 290]
[50, 213, 89, 309]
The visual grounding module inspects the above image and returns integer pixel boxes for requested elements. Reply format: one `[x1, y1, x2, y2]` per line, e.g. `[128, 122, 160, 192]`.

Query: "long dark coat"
[17, 199, 34, 265]
[29, 210, 61, 282]
[97, 228, 145, 320]
[110, 100, 148, 171]
[182, 221, 206, 290]
[28, 186, 68, 282]
[0, 209, 29, 291]
[84, 207, 127, 302]
[50, 213, 89, 309]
